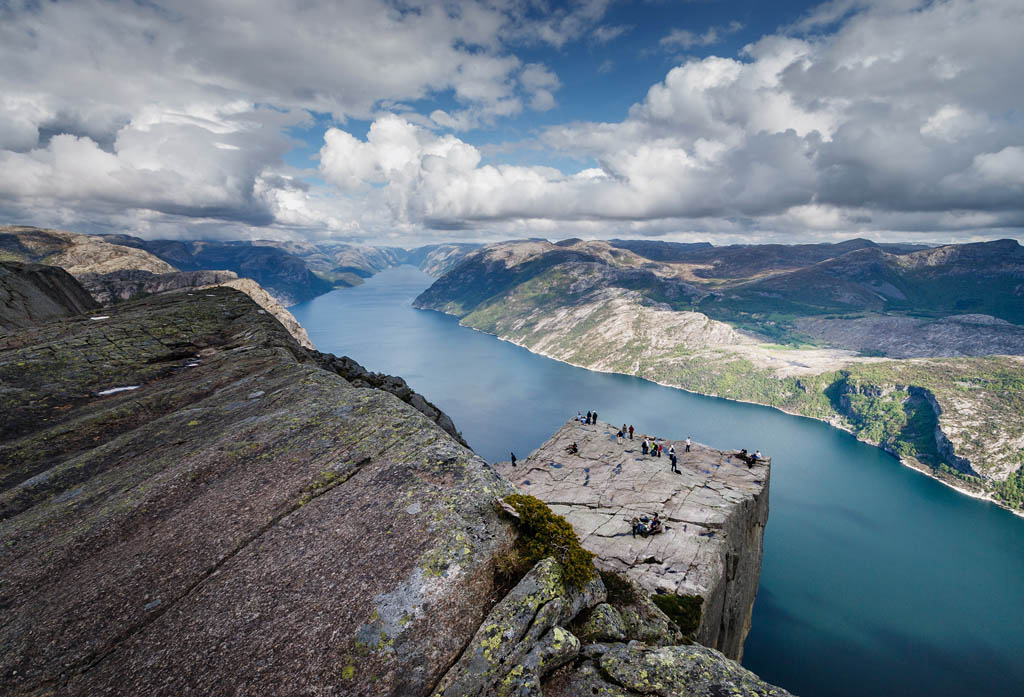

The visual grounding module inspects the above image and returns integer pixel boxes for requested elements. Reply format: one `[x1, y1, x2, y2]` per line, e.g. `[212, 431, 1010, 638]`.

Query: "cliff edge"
[496, 420, 769, 661]
[0, 284, 518, 696]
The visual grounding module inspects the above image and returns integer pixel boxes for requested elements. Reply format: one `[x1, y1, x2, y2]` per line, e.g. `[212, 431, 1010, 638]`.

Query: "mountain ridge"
[413, 237, 1024, 512]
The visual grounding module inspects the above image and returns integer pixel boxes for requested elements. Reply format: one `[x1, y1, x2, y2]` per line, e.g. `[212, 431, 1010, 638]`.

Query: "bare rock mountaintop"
[497, 420, 770, 660]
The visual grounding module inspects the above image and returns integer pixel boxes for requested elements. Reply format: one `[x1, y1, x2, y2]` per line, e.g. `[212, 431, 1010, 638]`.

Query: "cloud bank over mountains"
[0, 0, 1021, 244]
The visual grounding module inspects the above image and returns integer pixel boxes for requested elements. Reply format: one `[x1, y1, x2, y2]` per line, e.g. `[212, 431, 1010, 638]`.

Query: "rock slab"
[496, 420, 770, 660]
[1, 284, 518, 696]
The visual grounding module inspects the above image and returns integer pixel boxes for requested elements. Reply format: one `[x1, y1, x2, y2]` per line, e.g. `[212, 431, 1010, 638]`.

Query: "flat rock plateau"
[496, 420, 769, 660]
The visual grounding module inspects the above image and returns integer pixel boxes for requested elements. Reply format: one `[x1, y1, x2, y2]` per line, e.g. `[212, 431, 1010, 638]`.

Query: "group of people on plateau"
[579, 410, 600, 425]
[641, 438, 684, 473]
[734, 448, 763, 467]
[630, 511, 663, 538]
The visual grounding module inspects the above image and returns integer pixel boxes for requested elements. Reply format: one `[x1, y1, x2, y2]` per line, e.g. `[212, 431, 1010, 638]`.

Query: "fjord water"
[291, 266, 1024, 697]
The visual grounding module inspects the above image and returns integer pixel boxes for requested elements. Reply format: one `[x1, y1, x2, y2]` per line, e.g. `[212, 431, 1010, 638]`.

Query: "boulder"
[544, 642, 793, 697]
[0, 261, 99, 332]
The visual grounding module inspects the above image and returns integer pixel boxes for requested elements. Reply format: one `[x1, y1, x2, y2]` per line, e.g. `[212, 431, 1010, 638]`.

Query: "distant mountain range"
[1, 226, 480, 306]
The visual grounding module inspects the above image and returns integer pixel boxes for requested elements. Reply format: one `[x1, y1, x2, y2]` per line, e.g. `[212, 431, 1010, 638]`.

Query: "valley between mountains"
[413, 238, 1024, 513]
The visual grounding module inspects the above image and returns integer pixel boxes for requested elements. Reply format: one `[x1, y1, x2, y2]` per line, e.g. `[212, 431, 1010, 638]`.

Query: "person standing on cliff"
[628, 425, 634, 439]
[592, 410, 598, 424]
[670, 452, 679, 473]
[685, 436, 692, 452]
[510, 451, 517, 467]
[641, 438, 649, 455]
[586, 410, 592, 424]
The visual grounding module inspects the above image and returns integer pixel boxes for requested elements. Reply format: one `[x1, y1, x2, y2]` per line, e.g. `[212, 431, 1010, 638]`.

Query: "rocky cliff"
[75, 268, 239, 305]
[495, 421, 769, 661]
[0, 267, 790, 696]
[0, 282, 518, 696]
[0, 261, 99, 332]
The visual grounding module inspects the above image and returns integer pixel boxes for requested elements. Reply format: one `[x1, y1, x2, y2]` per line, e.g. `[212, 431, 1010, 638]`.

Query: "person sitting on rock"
[650, 512, 662, 533]
[754, 449, 763, 461]
[565, 442, 579, 455]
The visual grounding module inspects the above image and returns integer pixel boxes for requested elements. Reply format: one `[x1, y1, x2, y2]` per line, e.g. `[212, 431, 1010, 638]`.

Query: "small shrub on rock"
[500, 494, 596, 588]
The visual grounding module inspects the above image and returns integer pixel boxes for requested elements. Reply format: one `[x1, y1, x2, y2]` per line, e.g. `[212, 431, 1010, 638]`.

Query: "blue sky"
[0, 0, 1022, 245]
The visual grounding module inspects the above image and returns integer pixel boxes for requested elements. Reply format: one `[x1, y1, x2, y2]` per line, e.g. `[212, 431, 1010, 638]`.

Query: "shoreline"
[434, 311, 1024, 520]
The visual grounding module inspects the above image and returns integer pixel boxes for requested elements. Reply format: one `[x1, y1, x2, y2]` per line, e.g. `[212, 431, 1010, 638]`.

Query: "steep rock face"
[496, 421, 770, 661]
[0, 261, 99, 331]
[0, 286, 518, 696]
[75, 268, 238, 305]
[211, 277, 315, 350]
[416, 238, 1024, 512]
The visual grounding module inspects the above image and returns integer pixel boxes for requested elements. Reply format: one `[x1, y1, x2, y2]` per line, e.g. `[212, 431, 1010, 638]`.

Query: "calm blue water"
[291, 266, 1024, 697]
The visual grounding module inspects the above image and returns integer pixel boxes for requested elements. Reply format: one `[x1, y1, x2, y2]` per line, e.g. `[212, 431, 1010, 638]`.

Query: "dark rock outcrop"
[0, 261, 99, 332]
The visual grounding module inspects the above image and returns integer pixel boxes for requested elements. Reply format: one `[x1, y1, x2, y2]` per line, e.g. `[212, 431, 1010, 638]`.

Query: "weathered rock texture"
[0, 261, 99, 332]
[496, 421, 770, 661]
[0, 284, 519, 696]
[544, 642, 792, 697]
[433, 558, 791, 697]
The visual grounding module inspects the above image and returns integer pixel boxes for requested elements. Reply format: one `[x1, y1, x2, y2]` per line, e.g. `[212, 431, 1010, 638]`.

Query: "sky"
[0, 0, 1022, 246]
